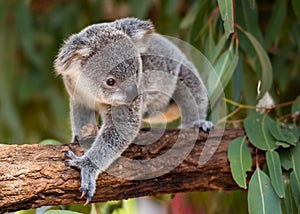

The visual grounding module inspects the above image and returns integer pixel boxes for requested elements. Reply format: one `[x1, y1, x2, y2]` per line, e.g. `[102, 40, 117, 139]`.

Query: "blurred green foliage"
[0, 0, 300, 213]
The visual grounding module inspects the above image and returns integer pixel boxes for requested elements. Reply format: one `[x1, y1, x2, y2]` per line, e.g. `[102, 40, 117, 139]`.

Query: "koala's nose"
[125, 84, 138, 102]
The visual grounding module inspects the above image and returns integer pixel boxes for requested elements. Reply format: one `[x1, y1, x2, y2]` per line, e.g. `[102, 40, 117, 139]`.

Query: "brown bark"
[0, 128, 264, 213]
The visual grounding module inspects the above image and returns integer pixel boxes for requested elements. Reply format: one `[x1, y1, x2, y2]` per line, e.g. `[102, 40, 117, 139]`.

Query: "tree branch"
[0, 128, 264, 213]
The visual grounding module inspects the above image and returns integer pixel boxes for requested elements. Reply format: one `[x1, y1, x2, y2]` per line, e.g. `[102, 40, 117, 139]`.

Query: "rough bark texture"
[0, 128, 264, 213]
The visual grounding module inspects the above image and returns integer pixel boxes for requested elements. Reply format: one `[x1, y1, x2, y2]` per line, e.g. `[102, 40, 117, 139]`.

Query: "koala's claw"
[199, 120, 214, 133]
[81, 188, 93, 205]
[179, 120, 214, 132]
[64, 150, 81, 167]
[80, 187, 93, 205]
[65, 150, 98, 204]
[72, 135, 79, 144]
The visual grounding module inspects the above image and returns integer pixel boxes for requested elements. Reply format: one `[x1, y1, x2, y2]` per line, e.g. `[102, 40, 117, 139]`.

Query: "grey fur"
[55, 17, 213, 203]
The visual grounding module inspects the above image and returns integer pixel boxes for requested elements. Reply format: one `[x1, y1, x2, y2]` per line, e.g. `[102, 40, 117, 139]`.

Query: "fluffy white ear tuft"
[54, 35, 92, 75]
[113, 18, 155, 53]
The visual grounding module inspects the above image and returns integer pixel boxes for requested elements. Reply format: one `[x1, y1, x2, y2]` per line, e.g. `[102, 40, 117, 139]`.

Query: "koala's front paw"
[64, 150, 81, 167]
[64, 150, 98, 204]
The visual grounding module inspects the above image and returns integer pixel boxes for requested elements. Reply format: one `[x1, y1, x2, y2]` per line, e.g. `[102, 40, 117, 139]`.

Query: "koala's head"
[54, 18, 154, 107]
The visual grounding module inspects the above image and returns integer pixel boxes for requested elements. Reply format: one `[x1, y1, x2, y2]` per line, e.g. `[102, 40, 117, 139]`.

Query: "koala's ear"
[54, 34, 92, 75]
[113, 18, 154, 52]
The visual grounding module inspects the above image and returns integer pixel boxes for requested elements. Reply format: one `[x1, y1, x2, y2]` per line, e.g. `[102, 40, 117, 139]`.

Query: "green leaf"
[232, 51, 244, 103]
[129, 0, 152, 19]
[15, 1, 42, 67]
[189, 0, 210, 46]
[44, 211, 82, 214]
[123, 199, 136, 214]
[210, 40, 238, 106]
[266, 150, 285, 198]
[264, 0, 287, 49]
[244, 113, 278, 151]
[286, 124, 300, 141]
[180, 2, 200, 29]
[284, 178, 298, 214]
[165, 0, 180, 16]
[290, 172, 300, 208]
[279, 149, 292, 171]
[292, 0, 300, 27]
[275, 141, 290, 148]
[217, 0, 234, 38]
[39, 139, 62, 145]
[205, 29, 215, 61]
[214, 42, 238, 87]
[209, 34, 227, 64]
[235, 0, 264, 44]
[291, 95, 300, 116]
[290, 143, 300, 205]
[15, 209, 36, 214]
[238, 28, 273, 99]
[248, 168, 282, 214]
[269, 120, 297, 146]
[228, 137, 252, 188]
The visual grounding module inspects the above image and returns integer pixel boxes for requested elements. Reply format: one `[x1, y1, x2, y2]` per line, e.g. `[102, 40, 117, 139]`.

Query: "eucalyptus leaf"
[286, 124, 300, 141]
[269, 120, 297, 146]
[123, 199, 136, 214]
[266, 150, 285, 198]
[275, 141, 290, 148]
[235, 0, 264, 44]
[290, 143, 300, 205]
[238, 28, 273, 99]
[15, 1, 42, 67]
[44, 211, 82, 214]
[248, 168, 282, 214]
[264, 0, 287, 49]
[205, 29, 215, 61]
[39, 139, 62, 145]
[189, 0, 210, 46]
[291, 95, 300, 116]
[279, 149, 292, 171]
[210, 34, 227, 64]
[15, 209, 36, 214]
[129, 0, 152, 19]
[290, 172, 300, 207]
[292, 0, 300, 26]
[210, 41, 238, 106]
[228, 137, 252, 189]
[284, 179, 298, 214]
[180, 1, 200, 29]
[232, 51, 243, 104]
[217, 0, 234, 38]
[244, 113, 278, 151]
[222, 45, 238, 90]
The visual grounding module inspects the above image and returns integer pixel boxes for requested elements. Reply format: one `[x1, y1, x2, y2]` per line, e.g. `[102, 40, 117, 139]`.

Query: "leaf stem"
[224, 98, 300, 110]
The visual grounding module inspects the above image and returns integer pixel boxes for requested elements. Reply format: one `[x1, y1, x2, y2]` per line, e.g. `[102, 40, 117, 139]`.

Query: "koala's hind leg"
[173, 63, 213, 132]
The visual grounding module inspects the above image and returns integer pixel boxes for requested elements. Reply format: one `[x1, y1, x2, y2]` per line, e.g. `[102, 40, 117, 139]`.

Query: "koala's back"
[140, 33, 199, 117]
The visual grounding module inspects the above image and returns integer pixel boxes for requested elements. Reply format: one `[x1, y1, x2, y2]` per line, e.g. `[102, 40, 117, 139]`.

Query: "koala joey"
[55, 17, 213, 204]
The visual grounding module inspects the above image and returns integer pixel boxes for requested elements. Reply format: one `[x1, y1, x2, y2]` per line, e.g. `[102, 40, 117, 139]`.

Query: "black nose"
[125, 84, 138, 102]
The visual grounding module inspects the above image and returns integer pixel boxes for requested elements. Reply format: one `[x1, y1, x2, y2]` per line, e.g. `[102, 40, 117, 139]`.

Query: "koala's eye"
[106, 78, 116, 86]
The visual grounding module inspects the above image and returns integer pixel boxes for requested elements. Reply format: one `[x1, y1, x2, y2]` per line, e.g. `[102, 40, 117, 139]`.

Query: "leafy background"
[0, 0, 299, 213]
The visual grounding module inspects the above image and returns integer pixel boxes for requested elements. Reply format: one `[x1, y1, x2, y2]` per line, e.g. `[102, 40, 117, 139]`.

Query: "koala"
[55, 17, 213, 204]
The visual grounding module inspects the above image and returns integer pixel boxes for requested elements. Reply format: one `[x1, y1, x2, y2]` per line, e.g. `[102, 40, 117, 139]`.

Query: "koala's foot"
[64, 150, 99, 204]
[197, 120, 214, 133]
[179, 120, 214, 133]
